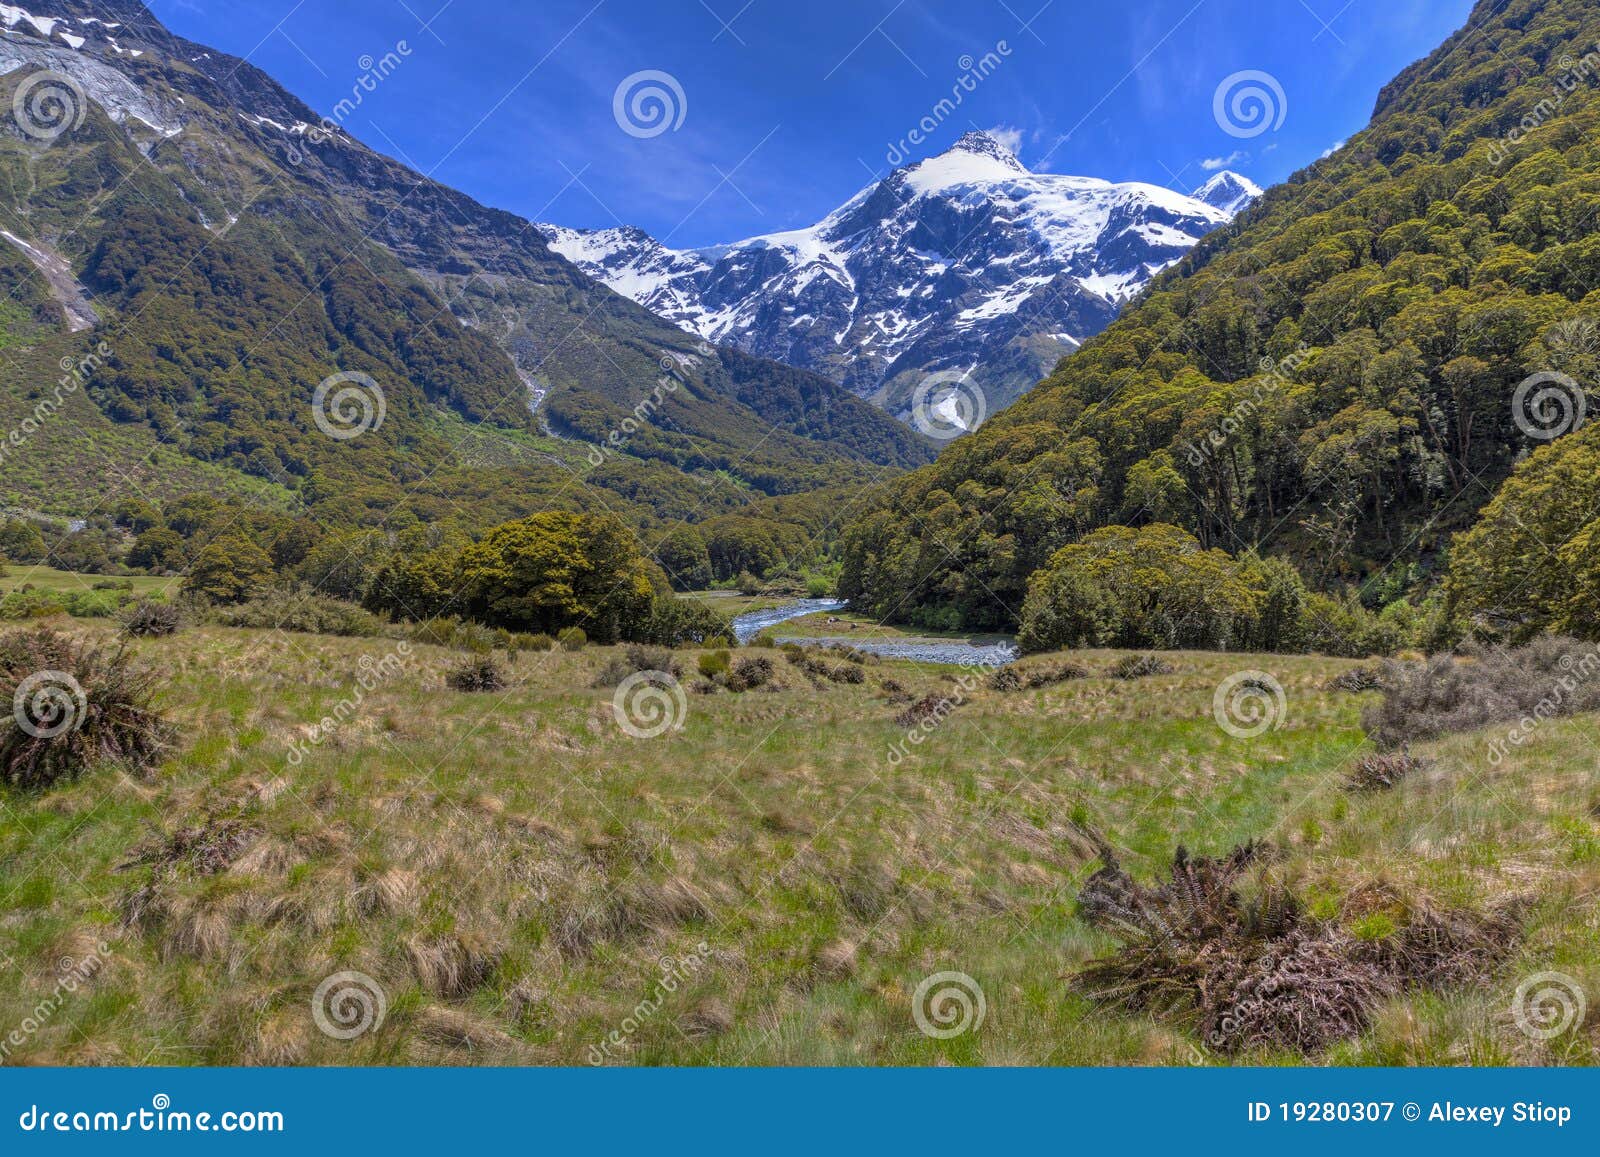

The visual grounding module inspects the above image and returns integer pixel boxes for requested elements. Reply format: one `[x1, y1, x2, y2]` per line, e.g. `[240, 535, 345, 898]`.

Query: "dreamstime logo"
[13, 671, 86, 739]
[311, 970, 387, 1040]
[882, 42, 1013, 167]
[1213, 70, 1287, 139]
[612, 670, 687, 738]
[910, 370, 987, 440]
[312, 371, 386, 441]
[1486, 41, 1600, 168]
[1512, 971, 1586, 1041]
[586, 342, 711, 466]
[1512, 371, 1587, 441]
[1211, 670, 1286, 739]
[11, 70, 87, 143]
[912, 970, 986, 1039]
[613, 70, 687, 138]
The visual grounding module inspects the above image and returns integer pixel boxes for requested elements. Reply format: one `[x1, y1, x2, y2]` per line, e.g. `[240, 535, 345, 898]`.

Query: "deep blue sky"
[148, 0, 1477, 247]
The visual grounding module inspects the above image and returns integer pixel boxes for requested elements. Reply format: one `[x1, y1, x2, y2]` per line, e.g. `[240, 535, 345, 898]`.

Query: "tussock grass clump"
[991, 661, 1090, 691]
[447, 657, 506, 693]
[987, 666, 1022, 692]
[697, 650, 731, 679]
[1108, 654, 1175, 680]
[895, 694, 957, 729]
[121, 599, 183, 638]
[1343, 751, 1426, 792]
[1363, 637, 1600, 749]
[0, 627, 172, 789]
[592, 646, 684, 688]
[1072, 834, 1520, 1055]
[557, 627, 587, 652]
[1326, 665, 1384, 693]
[726, 655, 775, 692]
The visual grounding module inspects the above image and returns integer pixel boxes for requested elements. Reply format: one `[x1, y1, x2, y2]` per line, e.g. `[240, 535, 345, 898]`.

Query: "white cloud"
[1320, 139, 1346, 159]
[985, 124, 1026, 157]
[1200, 149, 1246, 171]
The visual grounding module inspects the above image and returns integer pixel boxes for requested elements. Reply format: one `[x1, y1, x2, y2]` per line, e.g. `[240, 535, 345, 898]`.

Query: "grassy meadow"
[0, 615, 1596, 1067]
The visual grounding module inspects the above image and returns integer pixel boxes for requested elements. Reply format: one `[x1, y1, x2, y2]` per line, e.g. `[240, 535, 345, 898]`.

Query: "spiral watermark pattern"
[1211, 670, 1286, 739]
[311, 970, 387, 1040]
[312, 372, 386, 441]
[12, 70, 88, 143]
[911, 970, 986, 1039]
[909, 370, 987, 440]
[612, 670, 688, 739]
[1512, 371, 1587, 441]
[1512, 971, 1586, 1041]
[613, 70, 687, 139]
[13, 671, 87, 739]
[1213, 70, 1287, 139]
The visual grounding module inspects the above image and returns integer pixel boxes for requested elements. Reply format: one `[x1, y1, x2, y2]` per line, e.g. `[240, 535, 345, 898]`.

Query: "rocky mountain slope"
[0, 1, 929, 534]
[541, 131, 1259, 417]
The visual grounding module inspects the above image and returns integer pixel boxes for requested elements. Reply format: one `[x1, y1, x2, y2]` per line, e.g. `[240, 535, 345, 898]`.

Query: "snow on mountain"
[539, 131, 1259, 416]
[1192, 170, 1264, 217]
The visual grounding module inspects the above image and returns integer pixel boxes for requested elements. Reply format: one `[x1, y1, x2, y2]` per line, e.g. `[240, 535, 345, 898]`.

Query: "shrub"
[121, 599, 183, 637]
[727, 655, 774, 692]
[736, 570, 762, 596]
[592, 645, 684, 689]
[697, 650, 731, 679]
[1109, 654, 1174, 680]
[987, 666, 1022, 692]
[0, 627, 172, 788]
[558, 627, 587, 652]
[1362, 637, 1600, 749]
[523, 633, 555, 653]
[212, 590, 381, 637]
[639, 597, 733, 648]
[446, 657, 506, 693]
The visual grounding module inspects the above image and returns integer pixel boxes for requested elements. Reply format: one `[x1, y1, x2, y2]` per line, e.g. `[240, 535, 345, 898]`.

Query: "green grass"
[0, 624, 1594, 1066]
[0, 566, 178, 598]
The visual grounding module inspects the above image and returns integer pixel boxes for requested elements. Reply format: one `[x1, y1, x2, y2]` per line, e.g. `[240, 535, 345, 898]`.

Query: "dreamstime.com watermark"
[312, 371, 387, 441]
[1487, 41, 1600, 168]
[11, 69, 87, 143]
[587, 941, 712, 1063]
[0, 342, 112, 470]
[613, 69, 687, 138]
[1213, 70, 1287, 139]
[1212, 670, 1288, 739]
[1486, 647, 1600, 765]
[885, 652, 1005, 766]
[17, 1095, 283, 1134]
[883, 43, 1013, 167]
[911, 970, 986, 1039]
[281, 42, 413, 162]
[0, 942, 108, 1063]
[286, 642, 415, 766]
[1511, 370, 1588, 442]
[1182, 343, 1309, 469]
[311, 969, 388, 1040]
[1511, 970, 1587, 1041]
[585, 343, 713, 467]
[612, 669, 688, 739]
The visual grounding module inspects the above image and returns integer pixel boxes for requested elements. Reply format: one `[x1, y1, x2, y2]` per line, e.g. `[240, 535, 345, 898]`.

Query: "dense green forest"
[841, 0, 1600, 638]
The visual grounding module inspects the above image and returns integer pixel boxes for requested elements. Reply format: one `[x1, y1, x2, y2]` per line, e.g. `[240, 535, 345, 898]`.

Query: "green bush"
[211, 590, 382, 637]
[698, 650, 731, 678]
[558, 627, 588, 652]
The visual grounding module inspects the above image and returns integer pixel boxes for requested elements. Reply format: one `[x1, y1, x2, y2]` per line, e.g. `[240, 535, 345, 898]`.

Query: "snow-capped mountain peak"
[1192, 170, 1263, 217]
[539, 136, 1259, 417]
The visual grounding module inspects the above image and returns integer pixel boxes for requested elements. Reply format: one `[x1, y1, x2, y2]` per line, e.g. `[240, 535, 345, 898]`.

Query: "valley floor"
[0, 621, 1595, 1065]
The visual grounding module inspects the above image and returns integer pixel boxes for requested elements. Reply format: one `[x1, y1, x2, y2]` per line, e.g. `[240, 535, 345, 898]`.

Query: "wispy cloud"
[1200, 149, 1246, 170]
[1320, 139, 1346, 158]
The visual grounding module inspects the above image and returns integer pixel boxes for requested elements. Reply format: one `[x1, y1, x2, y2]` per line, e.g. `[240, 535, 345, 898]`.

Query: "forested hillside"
[0, 1, 928, 563]
[841, 0, 1600, 633]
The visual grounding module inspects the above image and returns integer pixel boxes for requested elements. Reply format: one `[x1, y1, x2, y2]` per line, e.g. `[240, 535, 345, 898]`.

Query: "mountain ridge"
[540, 130, 1259, 417]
